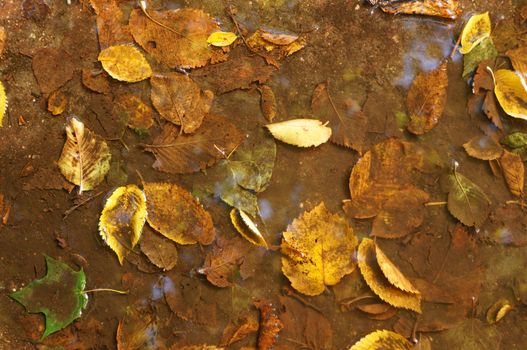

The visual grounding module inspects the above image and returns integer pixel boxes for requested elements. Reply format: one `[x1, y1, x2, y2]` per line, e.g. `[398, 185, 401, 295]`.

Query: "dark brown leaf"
[500, 150, 524, 197]
[89, 0, 133, 48]
[199, 236, 248, 288]
[463, 135, 503, 160]
[81, 69, 110, 95]
[220, 314, 259, 347]
[483, 91, 503, 130]
[32, 48, 75, 94]
[139, 226, 178, 271]
[259, 85, 277, 122]
[254, 299, 283, 350]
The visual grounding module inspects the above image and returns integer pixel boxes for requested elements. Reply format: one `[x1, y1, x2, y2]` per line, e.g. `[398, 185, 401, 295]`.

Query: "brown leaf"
[199, 236, 248, 288]
[500, 150, 524, 197]
[254, 300, 283, 350]
[407, 62, 448, 135]
[150, 73, 214, 133]
[463, 135, 503, 160]
[191, 54, 276, 94]
[129, 8, 226, 69]
[116, 303, 157, 350]
[139, 226, 178, 271]
[144, 114, 244, 174]
[220, 314, 259, 347]
[81, 69, 110, 95]
[473, 60, 495, 94]
[114, 94, 154, 130]
[483, 91, 503, 130]
[259, 85, 277, 122]
[32, 48, 75, 94]
[89, 0, 133, 48]
[47, 90, 68, 116]
[379, 0, 461, 19]
[0, 26, 6, 56]
[246, 29, 306, 62]
[311, 82, 367, 153]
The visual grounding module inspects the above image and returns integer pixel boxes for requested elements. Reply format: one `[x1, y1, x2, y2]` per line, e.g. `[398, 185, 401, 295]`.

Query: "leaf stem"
[82, 288, 128, 295]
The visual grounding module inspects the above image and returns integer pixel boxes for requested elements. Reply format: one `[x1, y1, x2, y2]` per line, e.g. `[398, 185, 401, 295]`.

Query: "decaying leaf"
[47, 90, 67, 116]
[259, 85, 277, 122]
[143, 182, 215, 245]
[58, 118, 111, 193]
[10, 256, 88, 338]
[82, 69, 111, 94]
[246, 29, 306, 64]
[407, 62, 448, 135]
[281, 202, 358, 296]
[486, 299, 513, 324]
[459, 12, 492, 54]
[350, 329, 412, 350]
[441, 168, 490, 227]
[128, 8, 226, 69]
[150, 73, 214, 133]
[357, 238, 421, 312]
[0, 26, 5, 56]
[463, 135, 503, 160]
[502, 132, 527, 149]
[507, 47, 527, 91]
[230, 209, 268, 248]
[254, 299, 283, 350]
[266, 118, 331, 147]
[98, 45, 152, 83]
[144, 114, 244, 174]
[493, 69, 527, 120]
[462, 37, 497, 80]
[89, 0, 133, 49]
[0, 80, 6, 127]
[207, 31, 237, 47]
[117, 302, 158, 350]
[113, 94, 154, 130]
[32, 48, 75, 94]
[98, 185, 147, 264]
[355, 302, 396, 321]
[500, 150, 524, 197]
[377, 0, 460, 19]
[220, 314, 259, 347]
[441, 319, 500, 350]
[139, 226, 178, 271]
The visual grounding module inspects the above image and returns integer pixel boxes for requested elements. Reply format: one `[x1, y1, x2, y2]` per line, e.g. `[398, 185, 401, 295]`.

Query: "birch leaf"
[0, 80, 6, 127]
[350, 330, 412, 350]
[98, 45, 152, 82]
[500, 150, 524, 197]
[207, 31, 237, 47]
[58, 118, 111, 193]
[266, 118, 331, 147]
[99, 185, 147, 264]
[459, 12, 492, 54]
[507, 47, 527, 91]
[494, 69, 527, 120]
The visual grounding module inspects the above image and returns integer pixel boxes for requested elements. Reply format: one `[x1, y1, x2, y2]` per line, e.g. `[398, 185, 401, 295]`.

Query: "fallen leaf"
[462, 37, 497, 80]
[143, 182, 215, 245]
[378, 0, 460, 19]
[507, 46, 527, 91]
[355, 302, 396, 320]
[207, 31, 237, 47]
[311, 82, 367, 153]
[350, 330, 412, 350]
[98, 185, 147, 264]
[199, 236, 248, 287]
[139, 226, 178, 271]
[513, 275, 527, 305]
[357, 238, 421, 312]
[220, 314, 259, 347]
[47, 90, 67, 116]
[231, 209, 268, 248]
[81, 69, 111, 94]
[459, 12, 492, 54]
[98, 45, 152, 83]
[0, 80, 6, 127]
[440, 319, 500, 350]
[117, 302, 158, 350]
[483, 91, 503, 130]
[246, 29, 306, 62]
[10, 256, 88, 338]
[57, 118, 111, 193]
[500, 150, 524, 197]
[150, 73, 214, 133]
[281, 202, 358, 296]
[266, 118, 331, 147]
[441, 168, 490, 227]
[486, 299, 513, 324]
[128, 8, 226, 69]
[0, 26, 5, 56]
[89, 0, 133, 49]
[463, 135, 503, 160]
[259, 85, 277, 122]
[32, 48, 75, 94]
[502, 132, 527, 149]
[406, 62, 448, 135]
[493, 69, 527, 120]
[144, 114, 244, 174]
[254, 300, 283, 350]
[113, 94, 154, 130]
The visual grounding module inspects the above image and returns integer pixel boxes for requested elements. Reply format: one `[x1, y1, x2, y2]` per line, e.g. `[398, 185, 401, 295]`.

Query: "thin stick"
[63, 191, 103, 219]
[83, 288, 128, 294]
[450, 33, 461, 59]
[424, 201, 447, 207]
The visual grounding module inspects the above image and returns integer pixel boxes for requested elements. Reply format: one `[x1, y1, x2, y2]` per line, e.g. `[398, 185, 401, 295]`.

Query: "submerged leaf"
[10, 256, 88, 338]
[117, 302, 158, 350]
[500, 150, 524, 197]
[140, 226, 178, 271]
[502, 132, 527, 149]
[259, 85, 277, 122]
[350, 330, 412, 350]
[58, 118, 111, 193]
[98, 45, 152, 82]
[486, 299, 513, 324]
[281, 202, 358, 296]
[507, 47, 527, 91]
[378, 0, 460, 19]
[494, 69, 527, 120]
[266, 118, 332, 147]
[462, 37, 497, 80]
[230, 209, 268, 248]
[463, 135, 503, 160]
[207, 31, 237, 47]
[459, 12, 492, 54]
[441, 319, 500, 350]
[200, 236, 248, 287]
[99, 185, 147, 264]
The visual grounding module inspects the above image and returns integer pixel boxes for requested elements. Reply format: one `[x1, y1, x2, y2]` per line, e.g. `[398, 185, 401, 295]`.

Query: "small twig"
[63, 191, 103, 219]
[450, 33, 462, 59]
[83, 288, 128, 294]
[282, 286, 324, 313]
[424, 201, 447, 207]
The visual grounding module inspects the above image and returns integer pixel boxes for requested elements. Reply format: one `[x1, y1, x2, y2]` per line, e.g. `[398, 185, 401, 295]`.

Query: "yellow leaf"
[207, 31, 237, 47]
[98, 45, 152, 82]
[0, 80, 6, 127]
[281, 202, 358, 296]
[507, 47, 527, 91]
[58, 118, 111, 193]
[357, 238, 421, 312]
[230, 209, 268, 248]
[349, 330, 412, 350]
[143, 182, 215, 245]
[459, 12, 491, 54]
[99, 185, 147, 265]
[494, 69, 527, 120]
[266, 118, 331, 147]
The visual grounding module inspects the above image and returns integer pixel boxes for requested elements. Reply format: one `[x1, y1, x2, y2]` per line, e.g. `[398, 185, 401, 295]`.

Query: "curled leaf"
[98, 45, 152, 82]
[494, 69, 527, 120]
[459, 12, 492, 54]
[47, 90, 68, 116]
[207, 31, 237, 47]
[266, 118, 332, 147]
[486, 299, 513, 324]
[350, 330, 412, 350]
[230, 209, 268, 248]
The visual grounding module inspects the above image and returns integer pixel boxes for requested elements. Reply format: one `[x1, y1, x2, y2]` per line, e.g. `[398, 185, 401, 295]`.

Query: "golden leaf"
[507, 47, 527, 91]
[266, 119, 332, 147]
[230, 209, 268, 248]
[0, 80, 6, 127]
[99, 185, 147, 265]
[143, 182, 215, 245]
[281, 202, 358, 296]
[114, 94, 154, 130]
[459, 12, 492, 54]
[47, 90, 68, 116]
[247, 29, 305, 60]
[375, 245, 420, 294]
[98, 45, 152, 82]
[57, 118, 111, 193]
[500, 150, 524, 197]
[207, 31, 237, 47]
[486, 299, 513, 324]
[357, 238, 421, 312]
[349, 330, 412, 350]
[493, 69, 527, 120]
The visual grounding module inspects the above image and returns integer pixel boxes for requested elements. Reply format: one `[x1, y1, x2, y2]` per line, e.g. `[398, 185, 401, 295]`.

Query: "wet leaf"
[507, 47, 527, 91]
[98, 45, 152, 83]
[357, 238, 421, 312]
[0, 80, 6, 127]
[129, 8, 226, 69]
[220, 314, 259, 347]
[207, 31, 237, 47]
[58, 118, 111, 193]
[493, 69, 527, 120]
[199, 236, 248, 288]
[459, 12, 491, 54]
[407, 62, 448, 135]
[81, 69, 111, 95]
[259, 85, 277, 122]
[144, 114, 244, 174]
[143, 182, 215, 245]
[10, 256, 88, 338]
[500, 150, 524, 197]
[281, 202, 358, 296]
[0, 25, 5, 56]
[98, 185, 147, 264]
[139, 226, 178, 271]
[440, 319, 500, 350]
[350, 330, 412, 350]
[486, 299, 513, 324]
[89, 0, 133, 49]
[502, 132, 527, 149]
[254, 299, 283, 350]
[462, 37, 497, 80]
[247, 29, 306, 63]
[266, 118, 331, 147]
[442, 169, 490, 227]
[150, 73, 214, 133]
[463, 135, 503, 160]
[114, 94, 154, 130]
[116, 302, 158, 350]
[47, 90, 67, 116]
[231, 209, 268, 248]
[483, 91, 503, 130]
[32, 48, 75, 94]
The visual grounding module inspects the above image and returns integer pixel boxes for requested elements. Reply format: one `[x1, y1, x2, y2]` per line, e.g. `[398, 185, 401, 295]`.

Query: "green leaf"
[502, 132, 527, 149]
[462, 37, 497, 80]
[9, 256, 88, 338]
